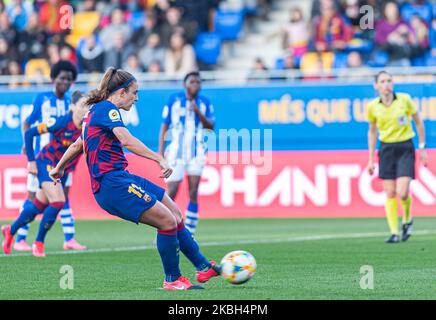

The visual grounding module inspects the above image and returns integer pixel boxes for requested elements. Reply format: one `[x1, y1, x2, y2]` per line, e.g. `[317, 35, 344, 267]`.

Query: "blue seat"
[194, 32, 222, 65]
[214, 9, 244, 41]
[401, 3, 432, 24]
[411, 53, 428, 66]
[129, 11, 146, 31]
[333, 52, 348, 69]
[367, 51, 388, 67]
[275, 57, 285, 70]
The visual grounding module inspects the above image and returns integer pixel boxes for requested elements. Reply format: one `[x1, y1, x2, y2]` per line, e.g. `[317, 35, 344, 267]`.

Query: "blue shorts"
[94, 170, 166, 224]
[36, 159, 67, 188]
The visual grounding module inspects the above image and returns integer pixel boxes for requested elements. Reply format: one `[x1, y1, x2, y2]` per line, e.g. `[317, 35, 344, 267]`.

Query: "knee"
[385, 190, 396, 198]
[160, 213, 177, 231]
[399, 192, 409, 201]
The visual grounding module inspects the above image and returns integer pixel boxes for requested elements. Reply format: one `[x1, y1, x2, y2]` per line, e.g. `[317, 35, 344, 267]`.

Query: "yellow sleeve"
[367, 103, 376, 123]
[405, 94, 418, 116]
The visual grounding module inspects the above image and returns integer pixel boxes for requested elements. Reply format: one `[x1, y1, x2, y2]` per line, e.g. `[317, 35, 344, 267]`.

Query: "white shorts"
[165, 158, 205, 182]
[26, 172, 72, 192]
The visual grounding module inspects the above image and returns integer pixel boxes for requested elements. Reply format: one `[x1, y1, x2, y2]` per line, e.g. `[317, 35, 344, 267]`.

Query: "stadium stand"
[0, 0, 434, 85]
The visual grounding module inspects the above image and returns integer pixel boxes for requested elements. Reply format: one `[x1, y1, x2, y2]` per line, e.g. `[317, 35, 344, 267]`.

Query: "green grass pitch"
[1, 217, 436, 300]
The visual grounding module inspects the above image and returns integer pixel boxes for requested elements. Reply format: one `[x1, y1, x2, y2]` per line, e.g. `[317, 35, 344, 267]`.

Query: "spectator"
[346, 51, 363, 68]
[410, 15, 429, 52]
[341, 0, 363, 31]
[6, 0, 33, 32]
[282, 7, 309, 58]
[174, 0, 213, 32]
[130, 12, 158, 49]
[99, 7, 132, 50]
[7, 59, 25, 87]
[59, 44, 77, 65]
[15, 12, 48, 62]
[78, 33, 104, 73]
[313, 0, 353, 52]
[0, 37, 13, 74]
[283, 55, 298, 70]
[164, 32, 197, 76]
[148, 59, 163, 73]
[152, 0, 171, 29]
[375, 1, 415, 66]
[248, 57, 269, 80]
[39, 0, 69, 35]
[46, 42, 60, 65]
[103, 32, 134, 70]
[159, 6, 197, 46]
[123, 53, 144, 76]
[138, 32, 166, 71]
[0, 12, 18, 45]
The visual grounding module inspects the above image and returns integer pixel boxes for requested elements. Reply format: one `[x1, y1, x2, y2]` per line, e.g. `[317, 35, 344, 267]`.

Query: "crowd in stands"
[260, 0, 436, 80]
[0, 0, 434, 85]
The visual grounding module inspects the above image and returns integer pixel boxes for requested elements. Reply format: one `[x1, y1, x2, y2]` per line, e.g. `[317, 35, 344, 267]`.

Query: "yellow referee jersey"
[367, 93, 418, 143]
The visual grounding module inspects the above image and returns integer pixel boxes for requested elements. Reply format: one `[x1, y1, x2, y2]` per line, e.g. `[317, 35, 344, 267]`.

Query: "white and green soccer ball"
[220, 250, 257, 285]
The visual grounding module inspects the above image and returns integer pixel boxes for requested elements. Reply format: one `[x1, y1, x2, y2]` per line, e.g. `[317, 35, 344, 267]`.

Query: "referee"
[366, 71, 427, 243]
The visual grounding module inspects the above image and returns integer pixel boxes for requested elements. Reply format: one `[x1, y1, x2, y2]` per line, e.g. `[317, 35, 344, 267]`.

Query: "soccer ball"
[220, 250, 257, 285]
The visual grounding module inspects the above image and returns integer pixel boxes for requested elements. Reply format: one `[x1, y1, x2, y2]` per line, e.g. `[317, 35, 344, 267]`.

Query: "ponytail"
[85, 67, 135, 106]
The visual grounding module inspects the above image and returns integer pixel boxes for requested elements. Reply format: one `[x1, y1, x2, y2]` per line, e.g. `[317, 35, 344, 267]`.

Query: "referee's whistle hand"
[366, 162, 375, 175]
[419, 150, 428, 167]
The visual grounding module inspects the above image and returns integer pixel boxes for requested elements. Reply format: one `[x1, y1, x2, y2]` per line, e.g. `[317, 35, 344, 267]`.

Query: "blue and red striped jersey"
[81, 100, 128, 193]
[27, 112, 82, 173]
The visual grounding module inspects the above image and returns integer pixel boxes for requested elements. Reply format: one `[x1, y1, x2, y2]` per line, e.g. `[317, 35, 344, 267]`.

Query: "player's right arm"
[113, 126, 172, 178]
[49, 137, 84, 183]
[158, 101, 172, 157]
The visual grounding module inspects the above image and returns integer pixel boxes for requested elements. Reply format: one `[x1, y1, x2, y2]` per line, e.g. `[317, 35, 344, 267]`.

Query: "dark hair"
[375, 70, 391, 83]
[50, 60, 78, 81]
[184, 71, 200, 83]
[85, 67, 136, 106]
[71, 90, 85, 104]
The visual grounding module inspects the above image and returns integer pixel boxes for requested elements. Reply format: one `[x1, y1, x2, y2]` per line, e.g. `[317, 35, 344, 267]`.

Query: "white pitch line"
[2, 229, 436, 258]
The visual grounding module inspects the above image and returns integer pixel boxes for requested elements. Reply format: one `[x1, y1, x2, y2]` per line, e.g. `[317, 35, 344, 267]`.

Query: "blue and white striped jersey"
[25, 91, 71, 155]
[162, 92, 215, 161]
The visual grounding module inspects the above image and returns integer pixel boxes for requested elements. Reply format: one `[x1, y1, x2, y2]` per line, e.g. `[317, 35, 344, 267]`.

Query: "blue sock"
[11, 200, 41, 236]
[177, 221, 210, 271]
[156, 228, 181, 282]
[35, 202, 64, 243]
[60, 201, 75, 241]
[185, 202, 199, 234]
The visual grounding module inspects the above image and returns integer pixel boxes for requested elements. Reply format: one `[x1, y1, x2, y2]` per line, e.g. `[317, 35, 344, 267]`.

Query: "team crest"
[397, 115, 407, 125]
[143, 193, 152, 202]
[47, 118, 56, 128]
[109, 109, 121, 122]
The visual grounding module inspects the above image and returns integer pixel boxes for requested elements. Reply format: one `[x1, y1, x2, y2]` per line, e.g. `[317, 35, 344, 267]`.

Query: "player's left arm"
[412, 112, 427, 166]
[113, 127, 172, 178]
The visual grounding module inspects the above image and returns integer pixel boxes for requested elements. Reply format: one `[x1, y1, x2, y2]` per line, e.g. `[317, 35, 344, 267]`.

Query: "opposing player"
[158, 71, 215, 235]
[366, 71, 427, 243]
[16, 60, 86, 252]
[2, 91, 88, 257]
[47, 68, 220, 290]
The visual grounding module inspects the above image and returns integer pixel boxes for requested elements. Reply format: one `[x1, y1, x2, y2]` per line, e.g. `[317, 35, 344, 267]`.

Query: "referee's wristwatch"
[419, 143, 426, 149]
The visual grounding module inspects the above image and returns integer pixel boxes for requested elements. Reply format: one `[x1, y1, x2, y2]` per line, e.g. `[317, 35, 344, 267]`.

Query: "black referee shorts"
[378, 139, 415, 180]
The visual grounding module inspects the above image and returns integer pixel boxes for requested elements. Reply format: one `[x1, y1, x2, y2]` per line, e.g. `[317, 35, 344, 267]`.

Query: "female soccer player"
[2, 91, 88, 257]
[366, 71, 427, 243]
[47, 68, 219, 290]
[158, 71, 215, 235]
[17, 60, 86, 252]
